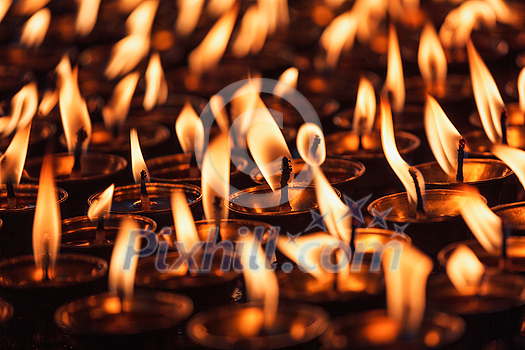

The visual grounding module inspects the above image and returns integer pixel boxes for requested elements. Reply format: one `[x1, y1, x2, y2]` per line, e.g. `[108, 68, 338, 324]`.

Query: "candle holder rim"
[0, 183, 68, 212]
[332, 105, 425, 132]
[194, 218, 278, 239]
[0, 298, 13, 325]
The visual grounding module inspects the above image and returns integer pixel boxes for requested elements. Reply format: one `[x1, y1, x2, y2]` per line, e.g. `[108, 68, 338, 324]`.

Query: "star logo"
[285, 231, 301, 246]
[391, 223, 409, 239]
[304, 209, 330, 232]
[367, 207, 393, 229]
[340, 194, 372, 224]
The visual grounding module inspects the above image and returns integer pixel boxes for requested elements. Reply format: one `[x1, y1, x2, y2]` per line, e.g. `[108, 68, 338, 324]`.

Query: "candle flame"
[171, 189, 201, 255]
[108, 219, 141, 298]
[15, 0, 48, 15]
[273, 67, 298, 98]
[20, 8, 51, 48]
[353, 76, 376, 134]
[75, 0, 101, 36]
[319, 11, 358, 69]
[418, 22, 447, 97]
[175, 0, 205, 37]
[143, 52, 168, 111]
[0, 81, 38, 136]
[210, 95, 229, 134]
[0, 0, 11, 23]
[468, 40, 505, 144]
[258, 0, 289, 35]
[383, 24, 405, 113]
[492, 144, 525, 190]
[33, 155, 61, 281]
[38, 89, 58, 117]
[175, 101, 204, 162]
[102, 72, 140, 131]
[231, 4, 268, 58]
[519, 67, 525, 115]
[202, 133, 230, 222]
[297, 123, 326, 167]
[0, 121, 31, 185]
[130, 128, 149, 184]
[206, 0, 235, 17]
[424, 95, 461, 177]
[446, 244, 485, 296]
[88, 184, 115, 221]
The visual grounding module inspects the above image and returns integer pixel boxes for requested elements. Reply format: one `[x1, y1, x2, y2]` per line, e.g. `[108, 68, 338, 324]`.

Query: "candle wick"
[332, 249, 338, 293]
[43, 247, 51, 281]
[311, 135, 321, 158]
[456, 138, 466, 183]
[350, 217, 358, 253]
[95, 215, 106, 244]
[189, 152, 199, 178]
[409, 168, 425, 218]
[213, 196, 222, 243]
[6, 180, 16, 209]
[357, 117, 366, 150]
[72, 127, 87, 178]
[279, 156, 292, 210]
[501, 109, 508, 145]
[140, 170, 150, 211]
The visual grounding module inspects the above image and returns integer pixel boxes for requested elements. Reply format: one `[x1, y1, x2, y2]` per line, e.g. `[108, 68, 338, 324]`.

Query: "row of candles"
[0, 0, 525, 349]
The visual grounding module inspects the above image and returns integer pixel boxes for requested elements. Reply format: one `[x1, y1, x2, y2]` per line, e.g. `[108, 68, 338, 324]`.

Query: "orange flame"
[519, 67, 525, 115]
[353, 76, 376, 134]
[188, 5, 238, 76]
[297, 123, 326, 167]
[231, 4, 268, 58]
[202, 133, 230, 222]
[424, 95, 462, 177]
[383, 24, 405, 113]
[87, 184, 115, 221]
[206, 0, 235, 17]
[171, 189, 201, 254]
[130, 128, 149, 184]
[117, 0, 143, 13]
[175, 0, 205, 37]
[20, 7, 51, 48]
[258, 0, 289, 35]
[320, 11, 358, 69]
[144, 52, 168, 111]
[38, 89, 58, 117]
[446, 244, 485, 296]
[15, 0, 48, 15]
[0, 81, 38, 136]
[273, 67, 298, 98]
[468, 40, 505, 144]
[418, 22, 447, 97]
[175, 101, 204, 161]
[102, 72, 140, 130]
[108, 219, 141, 298]
[492, 144, 525, 191]
[75, 0, 101, 36]
[210, 95, 230, 134]
[0, 0, 11, 23]
[0, 121, 32, 185]
[32, 155, 61, 281]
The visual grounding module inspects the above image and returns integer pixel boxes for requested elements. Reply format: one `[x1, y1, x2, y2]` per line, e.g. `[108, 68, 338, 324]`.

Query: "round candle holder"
[23, 153, 128, 218]
[413, 158, 513, 206]
[492, 201, 525, 236]
[191, 218, 277, 244]
[0, 184, 68, 258]
[54, 290, 193, 350]
[186, 301, 331, 349]
[61, 214, 158, 261]
[320, 309, 465, 350]
[250, 157, 365, 198]
[88, 182, 202, 229]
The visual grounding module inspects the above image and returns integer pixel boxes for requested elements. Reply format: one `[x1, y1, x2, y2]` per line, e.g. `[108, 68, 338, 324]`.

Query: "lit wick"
[6, 180, 16, 209]
[94, 215, 106, 244]
[72, 127, 87, 178]
[311, 135, 321, 158]
[140, 170, 150, 211]
[213, 196, 222, 243]
[350, 217, 358, 253]
[357, 116, 366, 150]
[456, 138, 466, 183]
[42, 246, 51, 281]
[279, 156, 292, 210]
[189, 152, 199, 178]
[501, 109, 508, 145]
[409, 168, 426, 218]
[332, 248, 338, 293]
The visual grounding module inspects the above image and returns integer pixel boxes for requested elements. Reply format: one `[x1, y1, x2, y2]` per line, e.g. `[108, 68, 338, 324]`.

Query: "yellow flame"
[418, 22, 447, 97]
[383, 24, 405, 113]
[130, 128, 149, 184]
[56, 54, 92, 152]
[125, 0, 158, 36]
[258, 0, 289, 35]
[38, 89, 58, 117]
[175, 101, 204, 160]
[88, 184, 115, 221]
[0, 121, 31, 185]
[202, 133, 230, 222]
[188, 5, 238, 76]
[15, 0, 48, 15]
[231, 4, 268, 58]
[0, 81, 38, 136]
[206, 0, 235, 17]
[75, 0, 101, 36]
[175, 0, 205, 37]
[424, 95, 462, 177]
[241, 234, 279, 330]
[383, 245, 433, 337]
[485, 0, 519, 26]
[0, 0, 12, 23]
[108, 219, 140, 298]
[210, 95, 229, 134]
[459, 188, 502, 255]
[353, 0, 387, 44]
[171, 189, 201, 254]
[20, 7, 51, 48]
[297, 123, 326, 167]
[273, 67, 298, 98]
[117, 0, 143, 13]
[446, 244, 485, 296]
[492, 144, 525, 190]
[353, 77, 376, 133]
[102, 72, 140, 130]
[518, 68, 525, 115]
[32, 154, 61, 281]
[320, 11, 358, 69]
[144, 52, 168, 111]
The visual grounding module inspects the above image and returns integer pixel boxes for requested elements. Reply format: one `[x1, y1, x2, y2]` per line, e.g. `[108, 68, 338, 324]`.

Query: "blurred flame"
[383, 245, 433, 337]
[75, 0, 101, 36]
[446, 244, 485, 295]
[171, 189, 201, 254]
[297, 123, 326, 167]
[0, 121, 31, 185]
[38, 89, 58, 117]
[319, 11, 358, 69]
[126, 0, 158, 36]
[0, 0, 12, 23]
[518, 67, 525, 115]
[418, 22, 447, 97]
[206, 0, 235, 17]
[468, 40, 505, 144]
[188, 5, 238, 76]
[88, 184, 115, 221]
[485, 0, 519, 26]
[117, 0, 143, 13]
[241, 234, 279, 330]
[108, 219, 140, 298]
[231, 4, 268, 58]
[15, 0, 49, 15]
[175, 101, 204, 162]
[273, 67, 298, 98]
[353, 77, 376, 133]
[130, 128, 149, 184]
[32, 155, 61, 281]
[0, 81, 38, 135]
[210, 95, 229, 134]
[202, 133, 230, 222]
[20, 8, 51, 48]
[175, 0, 205, 37]
[102, 72, 140, 130]
[459, 189, 502, 255]
[492, 144, 525, 190]
[424, 95, 461, 177]
[258, 0, 289, 35]
[383, 24, 405, 113]
[144, 52, 168, 111]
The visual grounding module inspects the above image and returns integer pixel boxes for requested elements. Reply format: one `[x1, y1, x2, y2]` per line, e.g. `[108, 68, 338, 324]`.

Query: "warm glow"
[117, 0, 143, 13]
[15, 0, 48, 15]
[297, 123, 326, 167]
[108, 219, 141, 298]
[492, 144, 525, 190]
[171, 189, 201, 254]
[20, 8, 50, 48]
[240, 234, 279, 330]
[319, 11, 358, 69]
[56, 54, 92, 152]
[206, 0, 235, 17]
[363, 318, 401, 345]
[202, 133, 230, 222]
[236, 308, 265, 337]
[424, 95, 462, 177]
[175, 101, 204, 161]
[418, 22, 447, 97]
[231, 4, 268, 58]
[75, 0, 101, 36]
[258, 0, 289, 35]
[32, 155, 61, 281]
[175, 0, 205, 37]
[446, 244, 485, 296]
[230, 78, 263, 147]
[0, 81, 38, 136]
[125, 0, 158, 36]
[87, 184, 115, 221]
[188, 5, 238, 76]
[459, 189, 502, 255]
[383, 24, 405, 113]
[38, 89, 58, 117]
[518, 67, 525, 115]
[102, 72, 140, 130]
[130, 128, 149, 184]
[273, 67, 298, 98]
[0, 0, 11, 23]
[383, 245, 433, 337]
[468, 40, 505, 144]
[210, 95, 229, 134]
[353, 77, 376, 134]
[486, 0, 519, 26]
[0, 122, 31, 185]
[381, 97, 423, 205]
[144, 52, 168, 111]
